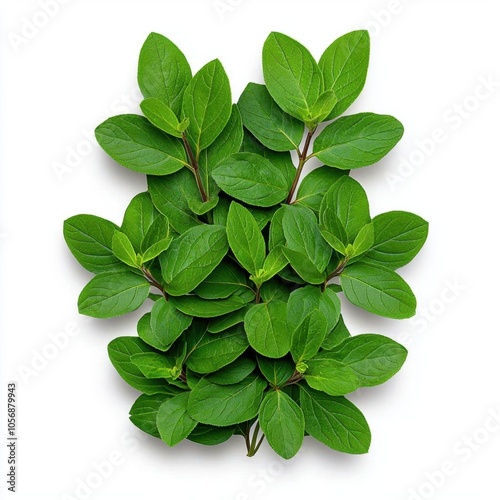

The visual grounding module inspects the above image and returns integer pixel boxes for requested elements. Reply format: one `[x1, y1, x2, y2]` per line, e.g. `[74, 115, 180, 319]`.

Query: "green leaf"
[121, 192, 160, 251]
[282, 254, 318, 285]
[151, 163, 214, 220]
[183, 320, 208, 352]
[188, 375, 267, 426]
[227, 202, 266, 275]
[341, 263, 416, 319]
[320, 176, 370, 242]
[240, 130, 296, 188]
[290, 311, 328, 364]
[287, 285, 320, 323]
[268, 206, 287, 250]
[112, 231, 139, 268]
[322, 314, 350, 350]
[108, 337, 172, 395]
[363, 211, 429, 270]
[198, 104, 243, 198]
[282, 248, 325, 285]
[188, 424, 235, 446]
[260, 279, 290, 304]
[157, 393, 197, 446]
[194, 267, 247, 301]
[319, 30, 370, 119]
[287, 286, 341, 361]
[212, 153, 289, 207]
[263, 32, 323, 122]
[207, 306, 251, 333]
[304, 354, 359, 396]
[206, 357, 256, 385]
[138, 313, 168, 351]
[95, 115, 187, 175]
[194, 260, 248, 300]
[329, 334, 408, 387]
[182, 59, 232, 155]
[257, 357, 295, 387]
[281, 384, 301, 405]
[63, 215, 125, 274]
[173, 341, 188, 368]
[78, 271, 150, 318]
[150, 297, 193, 348]
[148, 170, 200, 234]
[325, 283, 343, 294]
[212, 195, 230, 227]
[282, 205, 332, 273]
[319, 287, 343, 332]
[308, 90, 338, 127]
[295, 166, 346, 213]
[238, 83, 304, 151]
[254, 246, 288, 284]
[248, 206, 280, 231]
[138, 33, 192, 116]
[141, 237, 173, 263]
[277, 267, 306, 286]
[160, 225, 228, 296]
[244, 302, 290, 358]
[140, 98, 184, 138]
[185, 367, 202, 390]
[190, 196, 220, 218]
[129, 394, 170, 438]
[131, 353, 178, 379]
[313, 113, 404, 169]
[228, 287, 256, 305]
[186, 326, 248, 374]
[320, 222, 348, 256]
[259, 390, 305, 459]
[351, 222, 374, 258]
[171, 295, 247, 318]
[210, 283, 255, 304]
[188, 196, 219, 217]
[300, 385, 371, 454]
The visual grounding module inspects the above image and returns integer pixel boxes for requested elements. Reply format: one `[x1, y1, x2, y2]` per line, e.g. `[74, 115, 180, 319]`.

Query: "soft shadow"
[340, 297, 395, 334]
[123, 418, 250, 464]
[98, 153, 147, 194]
[349, 381, 403, 407]
[350, 155, 397, 186]
[299, 437, 370, 468]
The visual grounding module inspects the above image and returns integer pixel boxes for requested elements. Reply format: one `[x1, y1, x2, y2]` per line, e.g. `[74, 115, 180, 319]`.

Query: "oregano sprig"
[63, 30, 428, 459]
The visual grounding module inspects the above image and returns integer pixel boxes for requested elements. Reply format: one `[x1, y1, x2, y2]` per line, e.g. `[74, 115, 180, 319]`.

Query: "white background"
[1, 1, 499, 499]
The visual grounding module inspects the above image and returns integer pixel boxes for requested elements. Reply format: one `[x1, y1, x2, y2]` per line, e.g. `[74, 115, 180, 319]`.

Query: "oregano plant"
[63, 30, 428, 459]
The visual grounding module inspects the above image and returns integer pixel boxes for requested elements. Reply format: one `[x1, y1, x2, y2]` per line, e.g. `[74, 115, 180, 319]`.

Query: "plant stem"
[253, 434, 266, 456]
[255, 285, 261, 304]
[244, 422, 251, 453]
[247, 422, 264, 457]
[283, 371, 303, 386]
[286, 128, 316, 204]
[142, 267, 168, 301]
[323, 258, 349, 289]
[182, 133, 208, 203]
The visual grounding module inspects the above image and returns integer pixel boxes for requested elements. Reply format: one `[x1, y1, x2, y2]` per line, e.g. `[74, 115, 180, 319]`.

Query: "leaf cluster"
[64, 31, 428, 459]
